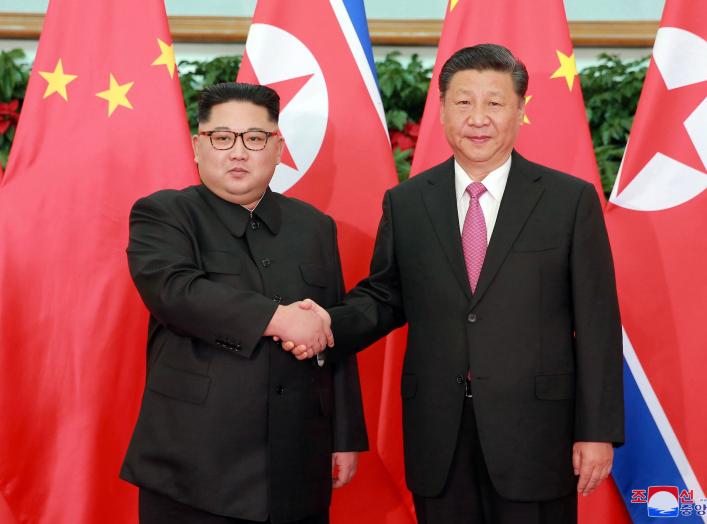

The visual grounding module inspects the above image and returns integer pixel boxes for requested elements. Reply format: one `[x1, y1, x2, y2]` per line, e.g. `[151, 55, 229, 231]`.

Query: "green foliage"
[376, 52, 432, 131]
[393, 147, 412, 182]
[178, 55, 242, 134]
[580, 53, 649, 194]
[0, 49, 31, 168]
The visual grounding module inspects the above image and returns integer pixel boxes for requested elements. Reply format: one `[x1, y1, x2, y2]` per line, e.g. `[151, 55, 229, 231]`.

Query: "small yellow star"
[151, 38, 176, 78]
[38, 59, 78, 101]
[550, 50, 578, 91]
[96, 74, 134, 116]
[522, 95, 532, 125]
[449, 0, 460, 11]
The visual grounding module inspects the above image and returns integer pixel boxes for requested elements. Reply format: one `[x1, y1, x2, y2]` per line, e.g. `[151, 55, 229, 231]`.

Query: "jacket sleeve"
[328, 190, 407, 356]
[570, 185, 624, 445]
[126, 195, 278, 359]
[328, 217, 369, 451]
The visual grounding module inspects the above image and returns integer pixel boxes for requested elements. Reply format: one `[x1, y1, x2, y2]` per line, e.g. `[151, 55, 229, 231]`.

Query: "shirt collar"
[196, 185, 282, 237]
[454, 155, 512, 203]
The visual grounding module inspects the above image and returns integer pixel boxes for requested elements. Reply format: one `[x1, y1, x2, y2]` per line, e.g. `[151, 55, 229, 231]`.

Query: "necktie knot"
[466, 182, 487, 200]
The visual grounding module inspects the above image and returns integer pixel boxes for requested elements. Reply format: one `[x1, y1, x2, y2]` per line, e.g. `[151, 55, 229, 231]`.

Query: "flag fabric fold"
[0, 1, 198, 522]
[606, 1, 707, 522]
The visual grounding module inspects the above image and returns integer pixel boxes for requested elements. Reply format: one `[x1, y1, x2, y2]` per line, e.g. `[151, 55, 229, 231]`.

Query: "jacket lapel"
[421, 158, 472, 299]
[471, 151, 544, 308]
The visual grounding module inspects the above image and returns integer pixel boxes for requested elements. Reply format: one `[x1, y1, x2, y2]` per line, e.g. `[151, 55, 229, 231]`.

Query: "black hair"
[197, 82, 280, 123]
[439, 43, 528, 99]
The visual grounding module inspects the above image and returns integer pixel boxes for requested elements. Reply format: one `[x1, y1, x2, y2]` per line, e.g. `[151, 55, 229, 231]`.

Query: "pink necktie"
[462, 182, 487, 293]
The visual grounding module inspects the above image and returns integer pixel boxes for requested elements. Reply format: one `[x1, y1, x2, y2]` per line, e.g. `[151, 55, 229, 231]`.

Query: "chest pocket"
[201, 250, 242, 275]
[299, 263, 327, 287]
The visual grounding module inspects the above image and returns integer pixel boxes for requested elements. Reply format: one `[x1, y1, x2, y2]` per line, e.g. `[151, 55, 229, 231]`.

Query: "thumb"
[299, 298, 315, 310]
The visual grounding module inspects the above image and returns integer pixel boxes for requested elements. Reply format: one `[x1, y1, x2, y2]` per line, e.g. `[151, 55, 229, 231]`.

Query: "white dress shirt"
[454, 156, 512, 244]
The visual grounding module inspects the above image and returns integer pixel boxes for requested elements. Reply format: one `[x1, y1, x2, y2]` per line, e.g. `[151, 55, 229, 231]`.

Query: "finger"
[292, 345, 308, 359]
[273, 336, 281, 342]
[583, 467, 603, 495]
[281, 341, 295, 351]
[299, 298, 314, 310]
[325, 327, 335, 348]
[340, 462, 355, 486]
[572, 446, 581, 476]
[577, 465, 595, 494]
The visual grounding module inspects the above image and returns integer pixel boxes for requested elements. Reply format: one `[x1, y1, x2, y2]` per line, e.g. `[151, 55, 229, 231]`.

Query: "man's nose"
[466, 107, 489, 126]
[229, 136, 249, 159]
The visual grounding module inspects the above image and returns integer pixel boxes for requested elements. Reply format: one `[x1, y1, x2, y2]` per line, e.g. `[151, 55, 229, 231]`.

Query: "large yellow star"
[38, 59, 78, 101]
[449, 0, 461, 11]
[151, 38, 176, 78]
[96, 74, 134, 116]
[550, 50, 578, 91]
[522, 95, 532, 125]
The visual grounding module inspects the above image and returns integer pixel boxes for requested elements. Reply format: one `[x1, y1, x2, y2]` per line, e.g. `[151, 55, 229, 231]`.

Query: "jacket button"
[262, 258, 271, 268]
[456, 375, 464, 384]
[467, 313, 477, 323]
[250, 220, 260, 230]
[272, 294, 282, 303]
[276, 385, 285, 395]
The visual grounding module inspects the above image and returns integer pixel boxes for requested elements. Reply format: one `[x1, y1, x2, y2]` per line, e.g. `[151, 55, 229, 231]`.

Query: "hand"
[573, 442, 613, 496]
[332, 452, 358, 488]
[280, 299, 333, 359]
[264, 302, 332, 358]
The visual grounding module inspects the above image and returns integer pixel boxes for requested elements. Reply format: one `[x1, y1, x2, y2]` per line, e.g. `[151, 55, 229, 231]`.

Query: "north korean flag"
[606, 1, 707, 522]
[237, 2, 411, 523]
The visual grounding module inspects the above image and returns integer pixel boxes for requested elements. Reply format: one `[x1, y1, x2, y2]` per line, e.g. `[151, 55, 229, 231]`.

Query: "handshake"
[264, 299, 332, 360]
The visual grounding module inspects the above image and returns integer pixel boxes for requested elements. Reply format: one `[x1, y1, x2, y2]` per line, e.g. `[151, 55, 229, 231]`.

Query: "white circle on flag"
[245, 23, 329, 193]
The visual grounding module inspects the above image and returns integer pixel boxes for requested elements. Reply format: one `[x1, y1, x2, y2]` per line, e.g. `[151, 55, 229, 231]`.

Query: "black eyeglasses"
[198, 130, 278, 151]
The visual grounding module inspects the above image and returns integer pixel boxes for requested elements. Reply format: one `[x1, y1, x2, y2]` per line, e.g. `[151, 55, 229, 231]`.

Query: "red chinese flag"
[0, 1, 197, 522]
[403, 1, 629, 522]
[606, 0, 707, 513]
[237, 2, 411, 522]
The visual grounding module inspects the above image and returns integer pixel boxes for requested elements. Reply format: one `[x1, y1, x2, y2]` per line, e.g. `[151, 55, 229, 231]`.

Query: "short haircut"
[438, 43, 528, 99]
[197, 82, 280, 124]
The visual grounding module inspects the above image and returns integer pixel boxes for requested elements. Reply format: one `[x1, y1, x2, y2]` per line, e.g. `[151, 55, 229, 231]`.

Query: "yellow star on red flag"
[450, 0, 461, 12]
[522, 95, 532, 125]
[39, 59, 78, 101]
[151, 38, 176, 78]
[96, 74, 134, 116]
[550, 50, 578, 91]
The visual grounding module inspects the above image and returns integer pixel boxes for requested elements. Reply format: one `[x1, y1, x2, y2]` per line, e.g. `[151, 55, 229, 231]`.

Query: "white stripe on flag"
[622, 326, 706, 521]
[329, 0, 390, 141]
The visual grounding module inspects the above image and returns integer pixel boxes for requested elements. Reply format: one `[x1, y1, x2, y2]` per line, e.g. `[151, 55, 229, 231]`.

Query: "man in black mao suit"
[295, 44, 624, 523]
[120, 83, 368, 524]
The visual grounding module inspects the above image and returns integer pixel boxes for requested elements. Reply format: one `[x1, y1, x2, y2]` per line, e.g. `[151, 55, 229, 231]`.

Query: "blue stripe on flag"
[612, 360, 703, 522]
[341, 0, 379, 83]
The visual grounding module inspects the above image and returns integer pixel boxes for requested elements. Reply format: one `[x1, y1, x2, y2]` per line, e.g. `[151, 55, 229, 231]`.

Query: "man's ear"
[274, 133, 283, 165]
[516, 96, 526, 125]
[191, 134, 199, 164]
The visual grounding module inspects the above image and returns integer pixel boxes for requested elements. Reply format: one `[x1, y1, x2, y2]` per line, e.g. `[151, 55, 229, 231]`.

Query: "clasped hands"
[264, 299, 331, 360]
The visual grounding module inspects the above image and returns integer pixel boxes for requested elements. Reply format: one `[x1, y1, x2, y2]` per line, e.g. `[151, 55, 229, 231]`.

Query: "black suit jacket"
[120, 185, 368, 522]
[329, 151, 623, 501]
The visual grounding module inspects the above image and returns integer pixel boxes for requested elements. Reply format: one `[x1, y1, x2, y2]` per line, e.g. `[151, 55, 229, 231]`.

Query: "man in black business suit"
[292, 44, 624, 523]
[120, 83, 368, 524]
